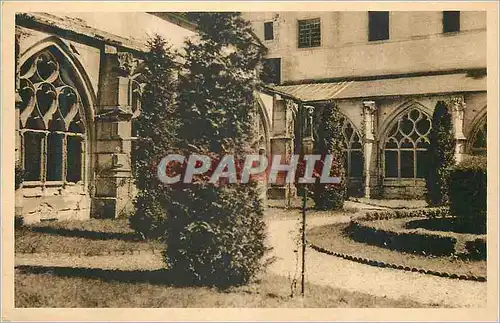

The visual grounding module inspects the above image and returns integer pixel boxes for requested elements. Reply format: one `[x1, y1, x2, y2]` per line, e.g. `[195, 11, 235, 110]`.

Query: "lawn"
[15, 267, 433, 308]
[308, 223, 486, 278]
[15, 218, 162, 255]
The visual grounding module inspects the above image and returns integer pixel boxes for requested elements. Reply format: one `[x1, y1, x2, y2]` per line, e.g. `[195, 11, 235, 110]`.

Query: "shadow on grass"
[16, 265, 197, 287]
[28, 227, 142, 241]
[16, 265, 247, 290]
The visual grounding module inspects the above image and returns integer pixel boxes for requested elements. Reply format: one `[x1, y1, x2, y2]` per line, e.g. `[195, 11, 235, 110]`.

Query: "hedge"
[359, 207, 450, 221]
[465, 238, 487, 260]
[346, 220, 457, 256]
[449, 156, 487, 234]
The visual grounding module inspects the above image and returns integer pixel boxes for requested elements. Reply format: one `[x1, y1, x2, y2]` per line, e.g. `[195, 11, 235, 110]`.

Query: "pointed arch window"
[19, 48, 86, 185]
[340, 116, 363, 178]
[470, 118, 487, 156]
[383, 108, 431, 179]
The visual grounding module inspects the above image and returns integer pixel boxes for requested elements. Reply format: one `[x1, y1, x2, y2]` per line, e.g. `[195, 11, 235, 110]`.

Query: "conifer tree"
[163, 12, 269, 287]
[313, 102, 346, 210]
[130, 35, 179, 238]
[426, 101, 455, 206]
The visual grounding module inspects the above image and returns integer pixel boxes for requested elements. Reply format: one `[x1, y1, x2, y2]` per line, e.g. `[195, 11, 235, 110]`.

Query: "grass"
[15, 218, 162, 255]
[15, 267, 434, 308]
[308, 223, 486, 278]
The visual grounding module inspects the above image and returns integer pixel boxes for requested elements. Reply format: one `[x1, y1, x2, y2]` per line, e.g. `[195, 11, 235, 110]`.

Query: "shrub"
[425, 101, 455, 206]
[313, 102, 346, 210]
[465, 238, 486, 260]
[15, 162, 24, 190]
[163, 13, 269, 288]
[129, 35, 179, 238]
[449, 155, 487, 234]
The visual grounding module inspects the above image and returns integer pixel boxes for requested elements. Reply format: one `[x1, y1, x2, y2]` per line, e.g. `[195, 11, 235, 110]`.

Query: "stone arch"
[18, 38, 96, 199]
[467, 107, 487, 155]
[380, 102, 432, 179]
[254, 94, 272, 156]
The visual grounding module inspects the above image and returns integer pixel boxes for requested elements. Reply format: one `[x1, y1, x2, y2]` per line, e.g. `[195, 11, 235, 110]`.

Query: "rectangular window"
[46, 133, 64, 181]
[443, 11, 460, 33]
[261, 58, 281, 84]
[23, 132, 43, 181]
[368, 11, 390, 41]
[67, 135, 82, 183]
[264, 21, 274, 40]
[298, 18, 321, 48]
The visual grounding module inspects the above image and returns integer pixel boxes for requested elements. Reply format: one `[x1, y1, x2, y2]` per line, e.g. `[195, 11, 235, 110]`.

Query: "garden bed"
[308, 223, 486, 279]
[348, 217, 486, 259]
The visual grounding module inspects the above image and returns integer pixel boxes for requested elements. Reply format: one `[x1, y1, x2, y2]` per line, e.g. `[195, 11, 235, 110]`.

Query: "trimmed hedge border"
[309, 243, 487, 282]
[357, 207, 450, 221]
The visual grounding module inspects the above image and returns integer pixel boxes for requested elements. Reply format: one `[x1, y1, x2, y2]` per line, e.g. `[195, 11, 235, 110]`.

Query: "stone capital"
[362, 100, 377, 114]
[450, 95, 466, 112]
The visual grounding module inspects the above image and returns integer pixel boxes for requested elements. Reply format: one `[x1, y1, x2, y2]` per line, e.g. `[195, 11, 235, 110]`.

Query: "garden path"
[265, 208, 487, 308]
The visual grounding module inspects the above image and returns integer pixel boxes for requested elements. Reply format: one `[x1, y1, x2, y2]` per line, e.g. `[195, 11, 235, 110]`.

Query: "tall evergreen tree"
[313, 102, 346, 210]
[130, 35, 179, 239]
[426, 101, 455, 206]
[163, 12, 269, 287]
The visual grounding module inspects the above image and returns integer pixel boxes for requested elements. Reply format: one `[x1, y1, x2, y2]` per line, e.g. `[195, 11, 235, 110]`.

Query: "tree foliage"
[425, 101, 455, 206]
[129, 35, 179, 239]
[313, 102, 346, 210]
[163, 12, 270, 287]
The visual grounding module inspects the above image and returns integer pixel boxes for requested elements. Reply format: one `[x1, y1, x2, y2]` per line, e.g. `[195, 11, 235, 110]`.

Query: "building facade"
[14, 12, 199, 223]
[244, 11, 487, 199]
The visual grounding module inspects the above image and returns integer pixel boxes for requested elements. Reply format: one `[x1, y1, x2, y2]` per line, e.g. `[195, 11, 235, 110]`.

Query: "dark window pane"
[298, 18, 321, 48]
[416, 150, 428, 178]
[67, 136, 82, 183]
[46, 133, 63, 181]
[400, 150, 414, 178]
[261, 58, 281, 84]
[385, 150, 398, 177]
[264, 21, 274, 40]
[368, 11, 389, 41]
[24, 132, 43, 181]
[443, 11, 460, 33]
[351, 150, 364, 177]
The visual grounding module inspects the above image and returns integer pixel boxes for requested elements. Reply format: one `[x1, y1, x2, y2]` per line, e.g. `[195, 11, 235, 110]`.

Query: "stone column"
[92, 46, 142, 219]
[450, 96, 467, 164]
[268, 95, 297, 200]
[362, 101, 377, 198]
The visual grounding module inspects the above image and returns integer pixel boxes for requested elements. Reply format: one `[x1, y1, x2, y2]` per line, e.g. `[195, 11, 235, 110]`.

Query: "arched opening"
[468, 114, 487, 156]
[340, 116, 363, 196]
[382, 107, 432, 179]
[18, 45, 93, 220]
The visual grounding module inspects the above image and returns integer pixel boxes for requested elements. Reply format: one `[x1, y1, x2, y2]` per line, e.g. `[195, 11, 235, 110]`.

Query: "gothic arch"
[380, 102, 432, 179]
[18, 39, 96, 187]
[467, 107, 487, 155]
[19, 36, 97, 124]
[379, 100, 433, 148]
[254, 94, 272, 156]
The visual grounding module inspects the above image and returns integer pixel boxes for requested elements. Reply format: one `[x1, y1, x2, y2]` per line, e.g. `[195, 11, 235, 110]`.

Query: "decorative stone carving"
[116, 52, 141, 76]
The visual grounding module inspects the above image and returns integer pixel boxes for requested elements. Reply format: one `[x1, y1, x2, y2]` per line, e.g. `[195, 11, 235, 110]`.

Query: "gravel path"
[265, 211, 487, 308]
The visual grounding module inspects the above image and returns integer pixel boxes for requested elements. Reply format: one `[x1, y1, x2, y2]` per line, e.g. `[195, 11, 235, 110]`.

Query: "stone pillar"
[450, 95, 467, 164]
[268, 95, 297, 200]
[362, 101, 377, 198]
[92, 46, 142, 219]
